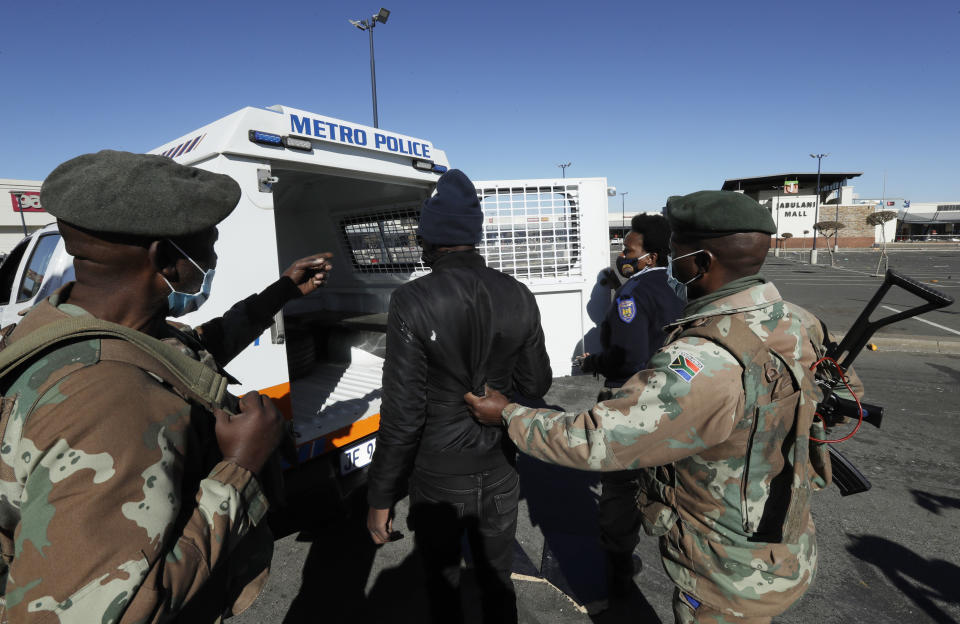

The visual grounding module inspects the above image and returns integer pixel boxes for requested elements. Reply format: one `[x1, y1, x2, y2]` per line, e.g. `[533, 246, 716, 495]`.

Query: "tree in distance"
[866, 210, 898, 275]
[814, 221, 846, 265]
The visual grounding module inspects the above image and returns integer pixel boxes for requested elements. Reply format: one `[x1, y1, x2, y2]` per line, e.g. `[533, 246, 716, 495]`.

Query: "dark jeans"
[598, 470, 643, 553]
[596, 388, 644, 555]
[408, 462, 520, 624]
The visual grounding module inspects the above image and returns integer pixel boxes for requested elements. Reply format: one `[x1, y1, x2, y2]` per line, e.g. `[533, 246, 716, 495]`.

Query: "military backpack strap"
[0, 317, 229, 411]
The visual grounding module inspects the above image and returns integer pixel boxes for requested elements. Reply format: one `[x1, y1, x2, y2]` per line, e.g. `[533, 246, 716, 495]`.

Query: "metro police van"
[0, 105, 612, 506]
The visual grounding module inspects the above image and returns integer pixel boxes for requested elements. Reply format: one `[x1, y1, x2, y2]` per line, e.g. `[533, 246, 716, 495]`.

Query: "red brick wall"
[771, 205, 879, 248]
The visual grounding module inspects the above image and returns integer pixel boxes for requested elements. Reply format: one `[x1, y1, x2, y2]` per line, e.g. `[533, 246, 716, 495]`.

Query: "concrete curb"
[839, 334, 960, 356]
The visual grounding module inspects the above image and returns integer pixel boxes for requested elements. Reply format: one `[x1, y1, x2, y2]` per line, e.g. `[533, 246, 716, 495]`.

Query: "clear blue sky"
[2, 0, 958, 213]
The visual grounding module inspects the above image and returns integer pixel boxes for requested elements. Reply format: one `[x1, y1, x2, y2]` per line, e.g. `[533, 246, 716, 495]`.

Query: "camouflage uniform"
[503, 279, 853, 622]
[0, 284, 279, 623]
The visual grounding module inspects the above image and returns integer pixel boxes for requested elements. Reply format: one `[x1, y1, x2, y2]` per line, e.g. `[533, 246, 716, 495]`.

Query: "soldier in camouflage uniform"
[466, 191, 863, 623]
[0, 151, 332, 623]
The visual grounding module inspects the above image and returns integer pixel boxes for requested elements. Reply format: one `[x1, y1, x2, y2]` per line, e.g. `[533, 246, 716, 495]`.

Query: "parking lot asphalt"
[237, 351, 960, 624]
[235, 248, 960, 624]
[764, 249, 959, 350]
[607, 248, 960, 353]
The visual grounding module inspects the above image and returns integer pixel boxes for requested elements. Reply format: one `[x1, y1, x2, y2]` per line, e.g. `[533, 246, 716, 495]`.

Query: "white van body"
[0, 105, 611, 491]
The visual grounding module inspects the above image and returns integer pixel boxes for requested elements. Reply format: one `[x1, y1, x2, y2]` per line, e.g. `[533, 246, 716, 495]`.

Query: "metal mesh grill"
[341, 209, 427, 273]
[476, 185, 581, 280]
[339, 184, 582, 280]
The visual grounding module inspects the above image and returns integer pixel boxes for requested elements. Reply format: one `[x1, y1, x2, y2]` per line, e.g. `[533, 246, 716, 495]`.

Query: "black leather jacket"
[367, 251, 551, 508]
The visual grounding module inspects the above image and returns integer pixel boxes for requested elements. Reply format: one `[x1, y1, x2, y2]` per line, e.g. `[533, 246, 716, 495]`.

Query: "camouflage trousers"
[672, 589, 772, 624]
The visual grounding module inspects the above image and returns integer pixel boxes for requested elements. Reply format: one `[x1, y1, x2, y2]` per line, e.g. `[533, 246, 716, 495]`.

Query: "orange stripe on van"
[259, 382, 292, 420]
[328, 413, 381, 449]
[258, 384, 381, 463]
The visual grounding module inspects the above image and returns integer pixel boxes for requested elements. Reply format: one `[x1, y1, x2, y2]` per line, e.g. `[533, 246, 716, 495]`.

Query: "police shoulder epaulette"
[618, 275, 644, 299]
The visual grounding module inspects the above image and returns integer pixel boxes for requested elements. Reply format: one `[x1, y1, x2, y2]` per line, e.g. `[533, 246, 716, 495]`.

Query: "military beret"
[666, 190, 776, 238]
[41, 150, 241, 237]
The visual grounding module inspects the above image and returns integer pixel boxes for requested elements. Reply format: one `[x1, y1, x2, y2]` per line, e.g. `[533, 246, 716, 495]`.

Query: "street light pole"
[558, 162, 571, 178]
[809, 152, 829, 263]
[620, 191, 628, 234]
[350, 8, 391, 128]
[771, 185, 781, 255]
[367, 26, 378, 128]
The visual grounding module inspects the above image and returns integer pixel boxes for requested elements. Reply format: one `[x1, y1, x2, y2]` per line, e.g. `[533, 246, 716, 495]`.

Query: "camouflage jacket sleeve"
[1, 358, 268, 622]
[503, 336, 744, 471]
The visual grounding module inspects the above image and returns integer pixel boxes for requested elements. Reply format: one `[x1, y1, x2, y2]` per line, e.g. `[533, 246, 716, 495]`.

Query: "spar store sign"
[10, 192, 44, 213]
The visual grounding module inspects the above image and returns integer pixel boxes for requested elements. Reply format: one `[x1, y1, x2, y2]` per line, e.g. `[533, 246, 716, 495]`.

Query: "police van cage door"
[337, 183, 583, 281]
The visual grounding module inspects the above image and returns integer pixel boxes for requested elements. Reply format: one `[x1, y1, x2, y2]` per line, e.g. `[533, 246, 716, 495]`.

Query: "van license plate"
[340, 438, 377, 475]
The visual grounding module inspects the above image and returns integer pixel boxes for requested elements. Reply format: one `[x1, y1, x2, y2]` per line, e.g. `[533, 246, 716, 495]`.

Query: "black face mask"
[616, 256, 638, 277]
[615, 252, 651, 278]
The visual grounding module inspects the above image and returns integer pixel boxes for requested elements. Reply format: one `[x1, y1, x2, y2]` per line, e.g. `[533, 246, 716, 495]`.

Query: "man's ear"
[696, 249, 714, 273]
[149, 240, 178, 281]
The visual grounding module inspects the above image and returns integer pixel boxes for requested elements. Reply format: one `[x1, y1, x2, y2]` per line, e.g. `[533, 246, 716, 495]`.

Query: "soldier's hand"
[367, 506, 393, 545]
[464, 386, 509, 426]
[282, 252, 334, 296]
[214, 391, 285, 475]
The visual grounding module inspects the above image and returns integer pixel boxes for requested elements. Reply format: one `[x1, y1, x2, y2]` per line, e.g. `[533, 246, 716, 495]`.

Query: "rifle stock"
[827, 446, 872, 496]
[816, 270, 953, 495]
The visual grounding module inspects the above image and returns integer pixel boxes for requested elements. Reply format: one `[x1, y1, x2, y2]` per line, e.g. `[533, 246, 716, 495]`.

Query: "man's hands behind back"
[464, 385, 510, 426]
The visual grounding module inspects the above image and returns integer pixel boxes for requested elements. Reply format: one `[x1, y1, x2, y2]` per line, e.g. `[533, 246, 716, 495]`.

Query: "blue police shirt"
[592, 267, 685, 388]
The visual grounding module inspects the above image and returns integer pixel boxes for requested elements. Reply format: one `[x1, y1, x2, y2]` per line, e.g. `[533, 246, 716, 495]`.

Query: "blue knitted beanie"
[417, 169, 483, 246]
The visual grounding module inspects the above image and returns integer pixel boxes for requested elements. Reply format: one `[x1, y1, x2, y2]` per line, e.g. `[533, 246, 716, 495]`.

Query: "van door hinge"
[270, 312, 286, 344]
[257, 169, 278, 193]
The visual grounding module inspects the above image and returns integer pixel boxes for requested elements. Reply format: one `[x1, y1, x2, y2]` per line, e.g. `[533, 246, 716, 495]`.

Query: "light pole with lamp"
[809, 152, 829, 263]
[558, 162, 571, 178]
[349, 8, 391, 128]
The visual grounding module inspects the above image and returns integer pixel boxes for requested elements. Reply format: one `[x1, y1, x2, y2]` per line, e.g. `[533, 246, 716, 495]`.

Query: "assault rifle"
[814, 269, 953, 496]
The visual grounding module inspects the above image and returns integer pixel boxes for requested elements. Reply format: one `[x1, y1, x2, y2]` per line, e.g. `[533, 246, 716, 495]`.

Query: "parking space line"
[881, 305, 960, 336]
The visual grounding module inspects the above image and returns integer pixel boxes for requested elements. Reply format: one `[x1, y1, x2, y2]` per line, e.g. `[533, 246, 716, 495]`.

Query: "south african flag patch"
[669, 352, 703, 382]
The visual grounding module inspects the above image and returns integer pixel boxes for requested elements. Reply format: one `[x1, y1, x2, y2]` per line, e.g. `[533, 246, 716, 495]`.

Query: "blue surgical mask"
[666, 256, 687, 301]
[162, 240, 215, 317]
[667, 249, 706, 301]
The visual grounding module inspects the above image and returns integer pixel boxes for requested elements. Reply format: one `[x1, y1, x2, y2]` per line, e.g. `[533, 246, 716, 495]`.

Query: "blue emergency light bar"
[248, 128, 440, 167]
[248, 130, 283, 146]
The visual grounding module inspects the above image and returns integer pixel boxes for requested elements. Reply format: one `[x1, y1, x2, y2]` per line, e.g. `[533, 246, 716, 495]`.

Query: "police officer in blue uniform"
[577, 213, 685, 598]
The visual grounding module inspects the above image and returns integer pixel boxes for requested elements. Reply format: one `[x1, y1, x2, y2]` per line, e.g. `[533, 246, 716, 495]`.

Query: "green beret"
[665, 190, 776, 238]
[41, 150, 240, 237]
